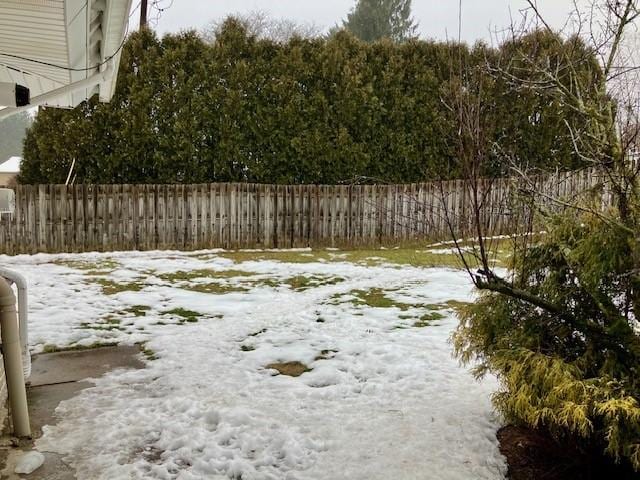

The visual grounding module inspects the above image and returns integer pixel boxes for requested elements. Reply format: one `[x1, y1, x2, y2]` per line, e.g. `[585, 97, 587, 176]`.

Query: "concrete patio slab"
[0, 345, 144, 479]
[28, 345, 144, 387]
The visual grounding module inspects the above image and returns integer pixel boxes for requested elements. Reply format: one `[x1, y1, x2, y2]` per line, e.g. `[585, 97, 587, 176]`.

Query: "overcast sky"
[147, 1, 582, 45]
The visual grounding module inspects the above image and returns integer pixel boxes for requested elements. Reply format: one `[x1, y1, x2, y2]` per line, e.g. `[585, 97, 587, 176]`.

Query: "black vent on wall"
[15, 85, 30, 107]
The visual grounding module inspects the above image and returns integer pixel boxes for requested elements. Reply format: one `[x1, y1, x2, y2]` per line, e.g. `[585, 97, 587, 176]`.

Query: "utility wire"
[0, 1, 139, 73]
[0, 40, 125, 72]
[0, 36, 127, 72]
[0, 0, 176, 73]
[147, 0, 174, 28]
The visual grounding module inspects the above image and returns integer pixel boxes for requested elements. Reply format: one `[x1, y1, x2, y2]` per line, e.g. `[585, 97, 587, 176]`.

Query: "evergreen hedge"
[20, 21, 603, 184]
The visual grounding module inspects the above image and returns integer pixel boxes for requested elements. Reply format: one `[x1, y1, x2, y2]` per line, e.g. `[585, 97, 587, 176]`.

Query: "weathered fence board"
[0, 168, 607, 254]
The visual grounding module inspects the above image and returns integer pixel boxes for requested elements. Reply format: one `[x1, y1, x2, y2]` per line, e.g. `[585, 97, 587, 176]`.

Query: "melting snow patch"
[14, 450, 45, 474]
[0, 249, 508, 479]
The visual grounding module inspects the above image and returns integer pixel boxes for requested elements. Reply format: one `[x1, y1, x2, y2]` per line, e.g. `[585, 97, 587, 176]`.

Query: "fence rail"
[0, 169, 605, 254]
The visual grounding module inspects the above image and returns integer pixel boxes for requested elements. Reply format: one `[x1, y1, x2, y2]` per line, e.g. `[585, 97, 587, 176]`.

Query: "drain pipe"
[0, 268, 30, 379]
[0, 277, 30, 437]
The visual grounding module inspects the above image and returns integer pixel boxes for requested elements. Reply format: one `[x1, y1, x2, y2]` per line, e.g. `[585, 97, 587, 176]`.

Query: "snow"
[14, 450, 45, 474]
[0, 156, 20, 173]
[0, 249, 507, 479]
[422, 247, 474, 255]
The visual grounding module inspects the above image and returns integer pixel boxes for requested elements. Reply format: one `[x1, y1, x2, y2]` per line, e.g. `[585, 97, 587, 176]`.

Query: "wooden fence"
[0, 168, 605, 254]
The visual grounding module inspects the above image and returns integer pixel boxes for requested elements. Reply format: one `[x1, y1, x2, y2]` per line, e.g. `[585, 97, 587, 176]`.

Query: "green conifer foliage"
[342, 0, 418, 43]
[453, 202, 640, 469]
[19, 26, 604, 185]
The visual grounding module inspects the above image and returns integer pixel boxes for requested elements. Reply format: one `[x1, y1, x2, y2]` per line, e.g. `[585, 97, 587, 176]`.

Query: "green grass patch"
[79, 322, 124, 331]
[85, 270, 110, 276]
[413, 311, 446, 328]
[41, 342, 118, 354]
[214, 241, 513, 269]
[94, 279, 144, 295]
[79, 314, 125, 331]
[54, 259, 119, 271]
[103, 316, 122, 325]
[406, 300, 469, 314]
[138, 343, 158, 361]
[253, 278, 281, 288]
[285, 275, 345, 291]
[286, 275, 317, 290]
[158, 269, 253, 295]
[343, 288, 415, 310]
[124, 305, 151, 317]
[182, 283, 248, 295]
[159, 269, 258, 282]
[338, 249, 466, 268]
[443, 300, 470, 312]
[83, 308, 149, 330]
[163, 308, 201, 323]
[217, 251, 327, 264]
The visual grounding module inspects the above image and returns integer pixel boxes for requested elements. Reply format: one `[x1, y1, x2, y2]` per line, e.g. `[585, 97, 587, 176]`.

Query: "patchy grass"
[79, 322, 123, 331]
[443, 300, 471, 312]
[94, 279, 144, 295]
[216, 243, 512, 269]
[252, 278, 281, 289]
[139, 344, 158, 361]
[82, 307, 149, 331]
[54, 259, 120, 271]
[413, 311, 446, 328]
[79, 314, 125, 332]
[336, 250, 467, 268]
[285, 275, 345, 291]
[265, 361, 311, 377]
[85, 270, 111, 276]
[41, 342, 118, 354]
[345, 288, 415, 311]
[124, 305, 151, 317]
[404, 300, 470, 314]
[285, 275, 318, 291]
[337, 246, 513, 268]
[216, 251, 327, 264]
[158, 269, 258, 282]
[158, 269, 255, 295]
[182, 283, 248, 295]
[314, 349, 338, 361]
[330, 288, 466, 319]
[163, 308, 201, 323]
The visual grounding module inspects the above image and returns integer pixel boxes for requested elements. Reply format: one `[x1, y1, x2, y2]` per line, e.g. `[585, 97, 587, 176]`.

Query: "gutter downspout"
[0, 277, 30, 437]
[0, 268, 29, 379]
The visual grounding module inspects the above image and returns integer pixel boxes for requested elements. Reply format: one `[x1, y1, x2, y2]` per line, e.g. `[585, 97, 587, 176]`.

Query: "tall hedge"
[20, 21, 604, 184]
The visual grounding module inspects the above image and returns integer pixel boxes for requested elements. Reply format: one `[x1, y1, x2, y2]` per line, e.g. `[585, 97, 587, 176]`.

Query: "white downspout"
[0, 268, 29, 379]
[0, 277, 30, 437]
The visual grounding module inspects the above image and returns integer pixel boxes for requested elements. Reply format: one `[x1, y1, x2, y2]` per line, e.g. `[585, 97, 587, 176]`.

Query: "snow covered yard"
[3, 248, 506, 480]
